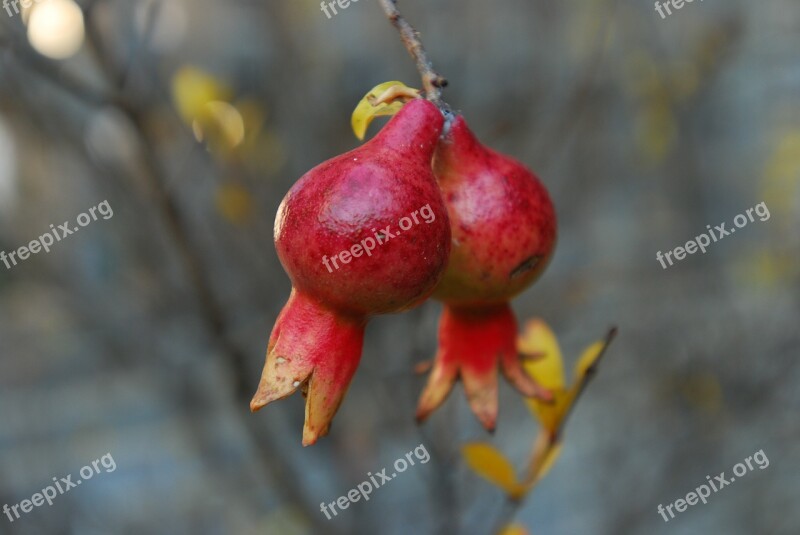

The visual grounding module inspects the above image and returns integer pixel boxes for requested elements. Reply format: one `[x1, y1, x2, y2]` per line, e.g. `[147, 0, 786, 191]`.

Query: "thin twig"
[80, 2, 252, 399]
[0, 35, 117, 108]
[75, 7, 340, 534]
[553, 326, 618, 441]
[378, 0, 448, 105]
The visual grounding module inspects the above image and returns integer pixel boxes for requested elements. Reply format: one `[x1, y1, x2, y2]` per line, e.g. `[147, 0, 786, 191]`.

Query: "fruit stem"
[378, 0, 448, 107]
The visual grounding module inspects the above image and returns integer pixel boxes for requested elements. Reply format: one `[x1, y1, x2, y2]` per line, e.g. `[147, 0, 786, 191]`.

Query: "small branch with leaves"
[462, 321, 617, 533]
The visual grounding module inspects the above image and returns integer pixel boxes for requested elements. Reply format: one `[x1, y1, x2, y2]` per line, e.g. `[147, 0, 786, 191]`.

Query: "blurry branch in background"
[535, 0, 618, 170]
[0, 20, 116, 108]
[0, 2, 341, 532]
[81, 0, 252, 400]
[82, 3, 340, 532]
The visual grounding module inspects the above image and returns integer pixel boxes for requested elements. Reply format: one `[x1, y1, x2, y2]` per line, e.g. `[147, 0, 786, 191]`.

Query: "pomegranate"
[251, 99, 450, 446]
[417, 115, 557, 430]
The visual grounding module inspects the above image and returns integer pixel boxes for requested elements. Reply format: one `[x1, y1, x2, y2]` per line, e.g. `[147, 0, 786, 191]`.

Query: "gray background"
[0, 0, 798, 533]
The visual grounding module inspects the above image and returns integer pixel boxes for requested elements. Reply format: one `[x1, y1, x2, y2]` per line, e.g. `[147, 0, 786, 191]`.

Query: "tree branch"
[553, 326, 617, 441]
[76, 7, 342, 534]
[0, 29, 118, 108]
[378, 0, 448, 105]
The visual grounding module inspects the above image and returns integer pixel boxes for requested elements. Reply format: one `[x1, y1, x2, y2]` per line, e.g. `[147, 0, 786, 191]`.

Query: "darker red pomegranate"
[417, 115, 557, 430]
[251, 99, 450, 446]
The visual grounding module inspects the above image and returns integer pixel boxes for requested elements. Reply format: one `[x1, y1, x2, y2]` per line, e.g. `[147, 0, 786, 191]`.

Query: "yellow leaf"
[351, 81, 419, 141]
[201, 101, 246, 151]
[762, 130, 800, 218]
[256, 505, 308, 535]
[525, 389, 569, 435]
[540, 330, 615, 435]
[216, 183, 254, 224]
[235, 99, 267, 150]
[498, 524, 530, 535]
[462, 443, 526, 498]
[573, 340, 606, 381]
[171, 67, 231, 126]
[519, 319, 565, 390]
[637, 102, 676, 163]
[679, 373, 723, 414]
[519, 319, 569, 432]
[738, 249, 795, 287]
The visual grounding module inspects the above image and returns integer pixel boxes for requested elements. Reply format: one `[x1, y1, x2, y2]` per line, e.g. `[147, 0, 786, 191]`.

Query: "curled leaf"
[351, 81, 420, 141]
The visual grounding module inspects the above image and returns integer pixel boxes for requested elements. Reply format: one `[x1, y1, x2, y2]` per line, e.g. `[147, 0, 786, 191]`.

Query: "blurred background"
[0, 0, 798, 533]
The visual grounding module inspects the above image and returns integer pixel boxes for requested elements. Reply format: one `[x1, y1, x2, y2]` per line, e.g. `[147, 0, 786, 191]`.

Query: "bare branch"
[378, 0, 448, 105]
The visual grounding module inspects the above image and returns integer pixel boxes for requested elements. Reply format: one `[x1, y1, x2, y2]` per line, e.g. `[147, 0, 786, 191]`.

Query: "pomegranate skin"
[255, 290, 366, 445]
[253, 99, 450, 445]
[417, 116, 556, 430]
[433, 116, 556, 305]
[275, 99, 450, 315]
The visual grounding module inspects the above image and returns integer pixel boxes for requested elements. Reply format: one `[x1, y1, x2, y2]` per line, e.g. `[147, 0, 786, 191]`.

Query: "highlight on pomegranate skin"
[251, 99, 451, 446]
[417, 115, 558, 431]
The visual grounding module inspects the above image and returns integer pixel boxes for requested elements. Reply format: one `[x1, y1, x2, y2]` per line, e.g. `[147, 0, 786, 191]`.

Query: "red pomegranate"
[417, 115, 557, 430]
[251, 99, 450, 446]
